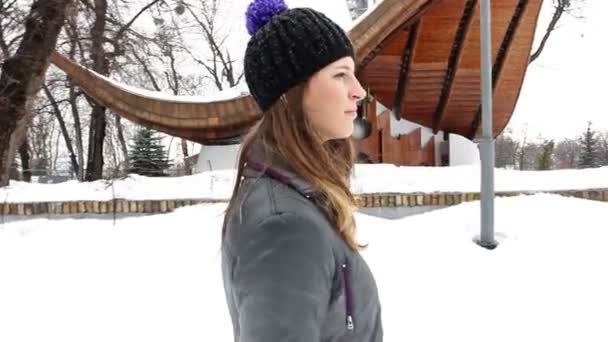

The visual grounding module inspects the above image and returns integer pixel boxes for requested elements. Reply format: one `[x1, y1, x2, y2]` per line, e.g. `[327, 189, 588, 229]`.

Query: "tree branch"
[131, 47, 162, 91]
[529, 0, 585, 63]
[113, 0, 163, 43]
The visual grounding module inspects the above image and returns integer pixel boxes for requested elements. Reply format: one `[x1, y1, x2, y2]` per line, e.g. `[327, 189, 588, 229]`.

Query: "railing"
[1, 188, 606, 216]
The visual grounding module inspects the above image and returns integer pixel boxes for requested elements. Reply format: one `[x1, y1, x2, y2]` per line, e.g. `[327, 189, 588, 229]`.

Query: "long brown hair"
[222, 85, 365, 251]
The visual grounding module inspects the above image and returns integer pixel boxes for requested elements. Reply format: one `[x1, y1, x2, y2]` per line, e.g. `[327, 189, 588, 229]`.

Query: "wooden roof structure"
[50, 0, 543, 144]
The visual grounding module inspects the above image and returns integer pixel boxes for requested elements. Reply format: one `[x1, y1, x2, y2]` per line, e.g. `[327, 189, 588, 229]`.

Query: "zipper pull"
[346, 315, 354, 330]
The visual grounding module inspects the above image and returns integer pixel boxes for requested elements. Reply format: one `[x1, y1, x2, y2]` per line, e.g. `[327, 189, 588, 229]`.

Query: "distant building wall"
[449, 134, 480, 166]
[195, 144, 241, 173]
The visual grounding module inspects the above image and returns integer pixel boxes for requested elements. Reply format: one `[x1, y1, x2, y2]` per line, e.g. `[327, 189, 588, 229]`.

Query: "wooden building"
[50, 0, 544, 168]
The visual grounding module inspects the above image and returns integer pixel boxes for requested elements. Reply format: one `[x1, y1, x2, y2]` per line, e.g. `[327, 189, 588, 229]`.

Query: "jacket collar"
[242, 141, 318, 197]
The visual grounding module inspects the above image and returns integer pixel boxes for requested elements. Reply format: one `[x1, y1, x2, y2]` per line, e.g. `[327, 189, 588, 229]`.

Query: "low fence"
[1, 188, 607, 216]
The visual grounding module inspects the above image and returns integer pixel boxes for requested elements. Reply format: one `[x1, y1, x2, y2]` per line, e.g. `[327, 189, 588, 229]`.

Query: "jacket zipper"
[341, 262, 354, 331]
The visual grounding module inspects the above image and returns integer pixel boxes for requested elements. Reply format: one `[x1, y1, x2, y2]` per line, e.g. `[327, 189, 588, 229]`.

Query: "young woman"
[221, 1, 383, 341]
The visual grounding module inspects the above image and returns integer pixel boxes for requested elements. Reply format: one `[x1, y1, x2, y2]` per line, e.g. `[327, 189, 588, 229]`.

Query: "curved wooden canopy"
[50, 0, 543, 143]
[360, 0, 543, 139]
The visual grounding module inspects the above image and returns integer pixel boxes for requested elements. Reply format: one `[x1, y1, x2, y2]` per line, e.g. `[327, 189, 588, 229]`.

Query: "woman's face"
[302, 56, 366, 141]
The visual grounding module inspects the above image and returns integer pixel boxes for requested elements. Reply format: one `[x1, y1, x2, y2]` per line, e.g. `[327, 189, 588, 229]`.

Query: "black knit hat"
[244, 0, 354, 112]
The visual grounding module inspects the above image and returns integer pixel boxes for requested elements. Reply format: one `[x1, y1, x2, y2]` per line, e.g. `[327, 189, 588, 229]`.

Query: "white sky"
[509, 0, 608, 141]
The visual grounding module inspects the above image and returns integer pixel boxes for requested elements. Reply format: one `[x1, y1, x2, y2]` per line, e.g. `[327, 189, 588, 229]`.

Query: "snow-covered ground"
[1, 165, 607, 203]
[1, 192, 608, 342]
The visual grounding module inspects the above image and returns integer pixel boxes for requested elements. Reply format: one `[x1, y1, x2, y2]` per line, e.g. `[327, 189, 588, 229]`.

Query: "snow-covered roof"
[99, 72, 251, 104]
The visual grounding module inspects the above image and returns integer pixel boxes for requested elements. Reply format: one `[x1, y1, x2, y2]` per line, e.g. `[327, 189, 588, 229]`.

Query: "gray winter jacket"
[221, 150, 383, 342]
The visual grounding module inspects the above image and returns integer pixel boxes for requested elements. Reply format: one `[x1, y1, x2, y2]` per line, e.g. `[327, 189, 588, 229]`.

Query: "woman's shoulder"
[239, 175, 325, 222]
[224, 176, 335, 247]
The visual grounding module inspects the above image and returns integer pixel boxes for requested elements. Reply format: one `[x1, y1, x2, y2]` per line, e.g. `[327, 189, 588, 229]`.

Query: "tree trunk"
[106, 130, 120, 177]
[43, 84, 80, 178]
[9, 160, 20, 181]
[66, 21, 85, 181]
[115, 114, 129, 170]
[85, 103, 107, 180]
[181, 139, 192, 175]
[84, 0, 109, 181]
[69, 82, 85, 180]
[0, 0, 73, 187]
[18, 137, 31, 182]
[52, 124, 60, 173]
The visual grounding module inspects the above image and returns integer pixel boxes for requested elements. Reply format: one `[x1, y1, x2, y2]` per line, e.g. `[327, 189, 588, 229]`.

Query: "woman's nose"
[351, 78, 366, 101]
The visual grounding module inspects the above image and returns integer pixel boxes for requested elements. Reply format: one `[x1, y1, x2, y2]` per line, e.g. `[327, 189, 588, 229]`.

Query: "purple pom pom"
[245, 0, 288, 36]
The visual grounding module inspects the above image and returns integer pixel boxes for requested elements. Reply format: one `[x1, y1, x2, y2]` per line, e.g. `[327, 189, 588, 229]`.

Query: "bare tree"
[64, 12, 86, 179]
[32, 0, 243, 180]
[118, 0, 242, 175]
[17, 139, 31, 181]
[42, 84, 80, 177]
[3, 1, 92, 183]
[0, 0, 27, 60]
[175, 0, 245, 173]
[27, 108, 55, 175]
[103, 118, 124, 178]
[519, 142, 543, 171]
[0, 0, 73, 186]
[554, 138, 579, 169]
[511, 127, 545, 171]
[129, 13, 198, 175]
[516, 126, 529, 170]
[177, 0, 244, 90]
[82, 0, 109, 181]
[128, 50, 196, 174]
[78, 0, 164, 181]
[1, 0, 32, 182]
[495, 129, 519, 169]
[530, 0, 586, 63]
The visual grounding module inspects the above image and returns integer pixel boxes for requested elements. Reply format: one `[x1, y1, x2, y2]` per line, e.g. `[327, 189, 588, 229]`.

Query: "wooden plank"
[468, 0, 533, 139]
[393, 22, 420, 119]
[476, 0, 543, 138]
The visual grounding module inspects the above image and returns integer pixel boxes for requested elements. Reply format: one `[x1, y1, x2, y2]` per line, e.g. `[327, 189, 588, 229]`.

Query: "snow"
[0, 204, 230, 342]
[358, 193, 608, 341]
[2, 193, 608, 341]
[0, 171, 237, 202]
[99, 72, 251, 104]
[2, 165, 607, 203]
[350, 164, 608, 193]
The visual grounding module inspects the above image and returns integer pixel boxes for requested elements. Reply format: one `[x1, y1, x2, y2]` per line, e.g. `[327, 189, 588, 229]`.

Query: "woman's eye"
[334, 73, 347, 79]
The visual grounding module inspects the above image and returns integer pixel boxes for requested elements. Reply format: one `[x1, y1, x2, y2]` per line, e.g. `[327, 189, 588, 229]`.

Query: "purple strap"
[246, 159, 312, 198]
[246, 160, 290, 182]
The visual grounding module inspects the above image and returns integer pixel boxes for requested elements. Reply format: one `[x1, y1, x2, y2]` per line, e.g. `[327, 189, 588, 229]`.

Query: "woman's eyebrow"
[335, 65, 354, 72]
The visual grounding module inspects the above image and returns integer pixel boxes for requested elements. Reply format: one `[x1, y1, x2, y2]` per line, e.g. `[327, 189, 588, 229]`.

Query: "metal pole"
[477, 0, 497, 249]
